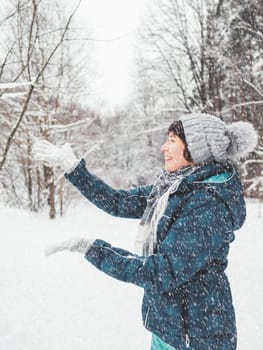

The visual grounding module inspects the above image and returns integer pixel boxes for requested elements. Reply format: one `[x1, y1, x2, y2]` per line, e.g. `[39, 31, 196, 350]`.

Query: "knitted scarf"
[135, 165, 201, 256]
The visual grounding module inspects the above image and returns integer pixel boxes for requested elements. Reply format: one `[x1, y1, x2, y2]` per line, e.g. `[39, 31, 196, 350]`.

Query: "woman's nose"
[161, 141, 168, 152]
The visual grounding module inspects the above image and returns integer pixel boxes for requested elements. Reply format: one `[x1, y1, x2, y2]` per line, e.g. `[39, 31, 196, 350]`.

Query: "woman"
[33, 113, 257, 350]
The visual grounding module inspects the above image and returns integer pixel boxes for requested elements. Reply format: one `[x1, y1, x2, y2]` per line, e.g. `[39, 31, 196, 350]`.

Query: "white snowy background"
[0, 200, 262, 350]
[1, 1, 262, 348]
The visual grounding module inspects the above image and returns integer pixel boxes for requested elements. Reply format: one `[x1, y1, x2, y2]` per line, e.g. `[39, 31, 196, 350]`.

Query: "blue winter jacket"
[65, 160, 246, 349]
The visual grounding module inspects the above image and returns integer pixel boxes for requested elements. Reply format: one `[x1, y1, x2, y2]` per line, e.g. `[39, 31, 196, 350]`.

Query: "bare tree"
[137, 0, 262, 198]
[0, 0, 81, 172]
[0, 0, 98, 217]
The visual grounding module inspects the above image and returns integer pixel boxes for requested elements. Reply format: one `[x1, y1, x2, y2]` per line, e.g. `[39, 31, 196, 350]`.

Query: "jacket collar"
[177, 162, 235, 194]
[176, 161, 246, 231]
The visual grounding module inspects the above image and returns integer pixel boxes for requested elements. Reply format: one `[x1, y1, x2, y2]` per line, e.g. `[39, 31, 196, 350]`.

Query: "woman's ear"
[183, 147, 193, 162]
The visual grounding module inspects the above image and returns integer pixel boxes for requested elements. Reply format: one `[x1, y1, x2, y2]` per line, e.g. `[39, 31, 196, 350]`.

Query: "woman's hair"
[168, 120, 193, 162]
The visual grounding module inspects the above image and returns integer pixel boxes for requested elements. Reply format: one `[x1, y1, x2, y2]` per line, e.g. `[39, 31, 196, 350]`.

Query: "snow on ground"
[0, 200, 262, 350]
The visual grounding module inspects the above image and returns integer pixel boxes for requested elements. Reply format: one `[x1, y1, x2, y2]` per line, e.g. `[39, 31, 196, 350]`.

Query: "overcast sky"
[68, 0, 149, 110]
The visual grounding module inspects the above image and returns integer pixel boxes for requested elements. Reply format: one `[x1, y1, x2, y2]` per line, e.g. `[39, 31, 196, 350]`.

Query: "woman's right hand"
[32, 139, 78, 173]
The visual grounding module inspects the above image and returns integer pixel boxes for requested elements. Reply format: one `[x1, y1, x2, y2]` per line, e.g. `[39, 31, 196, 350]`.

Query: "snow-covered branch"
[49, 117, 97, 133]
[0, 81, 35, 89]
[0, 92, 28, 100]
[0, 0, 82, 172]
[132, 125, 168, 138]
[242, 159, 263, 177]
[243, 79, 263, 98]
[236, 15, 263, 40]
[244, 177, 263, 193]
[221, 101, 263, 114]
[155, 107, 189, 114]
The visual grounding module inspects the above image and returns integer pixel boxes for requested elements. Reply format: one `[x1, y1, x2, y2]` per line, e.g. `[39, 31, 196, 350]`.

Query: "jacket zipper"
[145, 306, 150, 328]
[185, 333, 190, 348]
[181, 296, 190, 348]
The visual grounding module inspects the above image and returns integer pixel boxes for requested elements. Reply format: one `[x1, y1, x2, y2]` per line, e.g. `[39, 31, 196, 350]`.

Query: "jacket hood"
[177, 162, 246, 231]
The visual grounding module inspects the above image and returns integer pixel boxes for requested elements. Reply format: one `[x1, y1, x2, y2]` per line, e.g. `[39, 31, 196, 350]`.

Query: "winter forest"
[0, 0, 263, 349]
[0, 0, 262, 217]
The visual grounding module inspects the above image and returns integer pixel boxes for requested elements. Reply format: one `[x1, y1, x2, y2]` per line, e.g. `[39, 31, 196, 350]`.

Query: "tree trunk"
[44, 165, 56, 219]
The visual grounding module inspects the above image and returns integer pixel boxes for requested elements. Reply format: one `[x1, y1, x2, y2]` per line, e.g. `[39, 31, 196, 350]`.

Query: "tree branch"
[0, 0, 82, 171]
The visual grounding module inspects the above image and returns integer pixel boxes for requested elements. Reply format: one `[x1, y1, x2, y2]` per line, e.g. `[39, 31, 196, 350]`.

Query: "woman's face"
[161, 132, 193, 172]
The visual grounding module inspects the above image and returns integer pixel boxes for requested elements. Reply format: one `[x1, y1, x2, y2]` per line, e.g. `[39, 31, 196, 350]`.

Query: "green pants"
[150, 334, 177, 350]
[150, 333, 237, 350]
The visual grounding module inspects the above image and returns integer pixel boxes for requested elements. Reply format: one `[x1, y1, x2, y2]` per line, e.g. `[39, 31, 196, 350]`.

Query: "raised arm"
[32, 140, 152, 219]
[65, 159, 152, 219]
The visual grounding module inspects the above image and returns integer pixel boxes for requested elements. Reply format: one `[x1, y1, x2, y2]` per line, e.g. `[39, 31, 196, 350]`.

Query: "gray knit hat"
[179, 113, 258, 163]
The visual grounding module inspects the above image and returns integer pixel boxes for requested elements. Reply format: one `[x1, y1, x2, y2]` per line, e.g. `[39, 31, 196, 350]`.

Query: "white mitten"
[32, 140, 78, 173]
[45, 237, 95, 256]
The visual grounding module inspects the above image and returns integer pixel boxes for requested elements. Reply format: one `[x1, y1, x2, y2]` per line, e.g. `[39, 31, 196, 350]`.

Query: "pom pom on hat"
[226, 121, 258, 161]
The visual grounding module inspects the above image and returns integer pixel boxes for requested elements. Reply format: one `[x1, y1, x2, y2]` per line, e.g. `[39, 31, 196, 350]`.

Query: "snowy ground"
[0, 200, 262, 350]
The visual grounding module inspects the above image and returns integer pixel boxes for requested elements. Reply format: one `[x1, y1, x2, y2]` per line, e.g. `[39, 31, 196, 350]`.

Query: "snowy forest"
[0, 0, 262, 218]
[1, 2, 263, 350]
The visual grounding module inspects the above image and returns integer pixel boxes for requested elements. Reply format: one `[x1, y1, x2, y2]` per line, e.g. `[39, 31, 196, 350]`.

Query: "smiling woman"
[32, 113, 258, 350]
[68, 0, 149, 109]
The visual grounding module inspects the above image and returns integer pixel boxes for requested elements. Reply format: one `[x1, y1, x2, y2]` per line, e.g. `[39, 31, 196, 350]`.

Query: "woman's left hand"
[45, 237, 95, 256]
